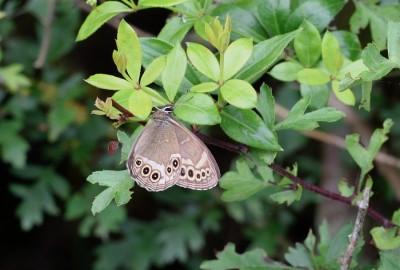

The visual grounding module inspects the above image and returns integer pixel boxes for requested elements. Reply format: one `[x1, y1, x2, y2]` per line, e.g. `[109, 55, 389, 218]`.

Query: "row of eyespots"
[166, 157, 180, 176]
[134, 158, 161, 183]
[180, 165, 211, 182]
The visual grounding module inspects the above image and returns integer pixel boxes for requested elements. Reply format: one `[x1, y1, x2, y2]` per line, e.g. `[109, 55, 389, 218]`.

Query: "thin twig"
[340, 186, 371, 270]
[111, 99, 134, 118]
[189, 130, 395, 228]
[269, 163, 394, 228]
[34, 0, 57, 68]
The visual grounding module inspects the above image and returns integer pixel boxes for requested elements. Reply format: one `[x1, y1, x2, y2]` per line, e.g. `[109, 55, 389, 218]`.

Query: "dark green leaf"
[200, 243, 278, 270]
[274, 95, 345, 131]
[213, 5, 268, 43]
[220, 105, 281, 151]
[220, 160, 267, 202]
[158, 16, 193, 44]
[285, 0, 346, 33]
[379, 250, 400, 270]
[236, 29, 300, 83]
[332, 30, 362, 61]
[256, 83, 275, 128]
[256, 0, 290, 36]
[345, 119, 393, 187]
[300, 84, 329, 109]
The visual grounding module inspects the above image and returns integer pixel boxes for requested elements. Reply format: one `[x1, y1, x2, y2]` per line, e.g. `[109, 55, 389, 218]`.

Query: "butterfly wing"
[169, 119, 221, 190]
[126, 120, 182, 191]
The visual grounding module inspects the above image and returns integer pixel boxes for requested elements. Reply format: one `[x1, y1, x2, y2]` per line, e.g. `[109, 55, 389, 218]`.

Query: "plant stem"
[340, 186, 371, 270]
[196, 132, 396, 228]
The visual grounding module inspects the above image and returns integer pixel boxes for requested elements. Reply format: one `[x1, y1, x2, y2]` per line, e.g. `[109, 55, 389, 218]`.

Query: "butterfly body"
[127, 109, 220, 191]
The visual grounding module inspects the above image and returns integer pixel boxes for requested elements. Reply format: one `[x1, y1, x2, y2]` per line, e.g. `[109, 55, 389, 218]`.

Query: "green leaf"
[223, 38, 253, 81]
[140, 55, 167, 86]
[0, 121, 29, 168]
[256, 0, 290, 36]
[359, 43, 396, 81]
[220, 160, 267, 202]
[214, 6, 268, 43]
[220, 105, 281, 151]
[190, 82, 219, 93]
[332, 30, 362, 61]
[139, 0, 187, 8]
[174, 93, 221, 125]
[285, 0, 346, 33]
[379, 250, 400, 270]
[162, 43, 187, 101]
[296, 68, 330, 86]
[48, 104, 76, 141]
[392, 209, 400, 227]
[10, 168, 70, 230]
[200, 243, 274, 270]
[300, 84, 329, 110]
[158, 16, 193, 44]
[128, 90, 153, 119]
[388, 21, 400, 65]
[322, 31, 344, 74]
[92, 188, 115, 215]
[371, 227, 400, 250]
[187, 42, 219, 81]
[142, 86, 169, 107]
[236, 29, 300, 83]
[220, 79, 257, 109]
[117, 20, 142, 83]
[0, 64, 31, 92]
[284, 243, 313, 269]
[360, 81, 372, 111]
[294, 20, 321, 67]
[332, 80, 355, 106]
[345, 119, 393, 188]
[76, 1, 132, 41]
[269, 61, 303, 82]
[275, 95, 345, 131]
[118, 127, 143, 163]
[87, 170, 133, 215]
[85, 74, 132, 90]
[270, 165, 302, 205]
[157, 213, 205, 263]
[112, 89, 132, 113]
[256, 83, 275, 128]
[349, 2, 387, 50]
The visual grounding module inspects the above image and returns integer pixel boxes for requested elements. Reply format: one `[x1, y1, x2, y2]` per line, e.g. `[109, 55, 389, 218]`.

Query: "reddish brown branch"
[195, 132, 395, 228]
[111, 99, 134, 118]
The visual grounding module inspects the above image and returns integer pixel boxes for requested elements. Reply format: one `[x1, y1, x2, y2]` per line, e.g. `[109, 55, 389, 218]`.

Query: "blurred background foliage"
[1, 0, 400, 269]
